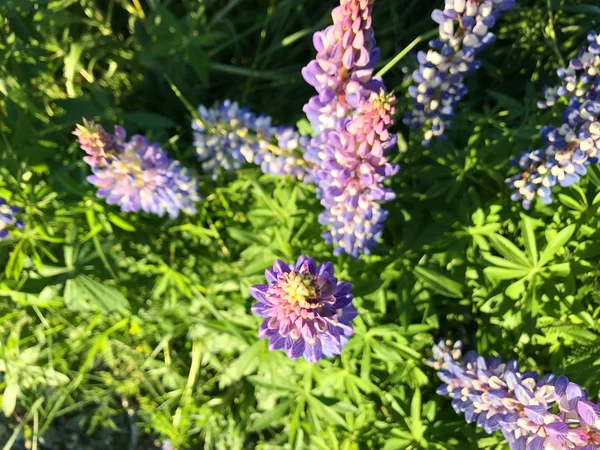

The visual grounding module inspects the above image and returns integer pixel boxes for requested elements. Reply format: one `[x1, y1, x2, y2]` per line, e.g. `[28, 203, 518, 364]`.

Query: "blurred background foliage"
[1, 0, 600, 448]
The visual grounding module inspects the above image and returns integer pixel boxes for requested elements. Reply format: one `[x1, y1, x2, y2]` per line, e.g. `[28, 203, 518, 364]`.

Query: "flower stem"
[376, 28, 439, 78]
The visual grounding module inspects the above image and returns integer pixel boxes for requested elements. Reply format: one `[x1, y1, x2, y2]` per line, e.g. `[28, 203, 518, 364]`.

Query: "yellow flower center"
[281, 272, 320, 309]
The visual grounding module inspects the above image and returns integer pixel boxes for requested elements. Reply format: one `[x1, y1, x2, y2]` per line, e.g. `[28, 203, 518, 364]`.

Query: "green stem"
[173, 340, 202, 429]
[376, 28, 439, 79]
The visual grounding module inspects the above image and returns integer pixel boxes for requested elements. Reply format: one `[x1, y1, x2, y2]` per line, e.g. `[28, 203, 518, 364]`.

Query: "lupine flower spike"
[0, 197, 23, 240]
[250, 255, 357, 362]
[429, 340, 600, 449]
[192, 100, 308, 179]
[74, 120, 200, 218]
[302, 0, 398, 258]
[507, 31, 600, 209]
[301, 0, 382, 134]
[404, 0, 516, 146]
[307, 90, 399, 258]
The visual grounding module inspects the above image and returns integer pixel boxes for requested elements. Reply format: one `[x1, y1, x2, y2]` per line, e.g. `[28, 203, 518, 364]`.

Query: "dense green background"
[1, 0, 600, 448]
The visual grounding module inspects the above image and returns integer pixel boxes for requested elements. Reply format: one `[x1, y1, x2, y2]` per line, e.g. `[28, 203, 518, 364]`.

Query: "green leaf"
[248, 400, 293, 431]
[538, 224, 576, 267]
[488, 234, 531, 267]
[520, 214, 538, 264]
[306, 396, 348, 430]
[413, 266, 462, 298]
[484, 266, 530, 281]
[505, 278, 527, 300]
[558, 193, 586, 212]
[64, 275, 130, 314]
[227, 228, 268, 245]
[64, 42, 84, 97]
[2, 383, 19, 417]
[410, 387, 423, 441]
[107, 213, 136, 232]
[546, 263, 571, 277]
[482, 253, 529, 270]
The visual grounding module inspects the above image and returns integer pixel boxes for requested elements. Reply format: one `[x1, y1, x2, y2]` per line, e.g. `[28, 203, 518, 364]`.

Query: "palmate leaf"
[487, 234, 531, 267]
[413, 266, 463, 298]
[538, 224, 576, 267]
[520, 214, 538, 264]
[64, 275, 130, 315]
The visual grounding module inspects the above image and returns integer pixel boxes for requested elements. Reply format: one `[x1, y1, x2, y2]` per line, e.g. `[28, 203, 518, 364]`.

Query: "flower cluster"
[507, 31, 600, 209]
[429, 340, 600, 449]
[192, 100, 308, 179]
[74, 120, 199, 218]
[250, 255, 356, 362]
[404, 0, 516, 146]
[302, 0, 398, 258]
[301, 0, 381, 134]
[306, 90, 399, 258]
[0, 197, 23, 240]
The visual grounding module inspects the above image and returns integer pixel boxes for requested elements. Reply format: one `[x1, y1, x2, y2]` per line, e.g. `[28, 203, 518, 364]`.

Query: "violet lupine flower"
[506, 31, 600, 209]
[428, 340, 600, 449]
[0, 197, 24, 240]
[301, 0, 398, 258]
[192, 100, 308, 179]
[404, 0, 516, 146]
[306, 89, 399, 258]
[301, 0, 382, 134]
[250, 255, 357, 362]
[74, 121, 200, 218]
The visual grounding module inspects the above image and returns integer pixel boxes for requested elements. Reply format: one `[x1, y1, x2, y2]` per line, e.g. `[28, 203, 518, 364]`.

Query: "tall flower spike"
[429, 340, 600, 449]
[250, 255, 357, 362]
[307, 90, 399, 258]
[0, 197, 23, 240]
[302, 0, 398, 257]
[507, 31, 600, 209]
[192, 100, 308, 180]
[301, 0, 381, 134]
[404, 0, 516, 146]
[74, 121, 200, 218]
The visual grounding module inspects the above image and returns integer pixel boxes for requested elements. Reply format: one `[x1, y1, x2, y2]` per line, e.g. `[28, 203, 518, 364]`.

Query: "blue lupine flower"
[74, 121, 200, 218]
[429, 340, 600, 449]
[404, 0, 515, 146]
[192, 100, 308, 179]
[507, 31, 600, 209]
[250, 255, 356, 362]
[0, 197, 23, 240]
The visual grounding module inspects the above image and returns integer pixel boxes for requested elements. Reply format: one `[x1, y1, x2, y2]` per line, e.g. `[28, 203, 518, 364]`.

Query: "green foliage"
[1, 0, 600, 449]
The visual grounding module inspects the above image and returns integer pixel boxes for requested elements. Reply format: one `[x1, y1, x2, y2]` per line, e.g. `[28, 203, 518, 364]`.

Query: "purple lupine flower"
[74, 121, 200, 218]
[428, 340, 600, 449]
[192, 100, 308, 179]
[250, 255, 357, 362]
[306, 90, 399, 258]
[301, 0, 398, 257]
[301, 0, 382, 134]
[404, 0, 515, 146]
[0, 197, 24, 240]
[507, 31, 600, 210]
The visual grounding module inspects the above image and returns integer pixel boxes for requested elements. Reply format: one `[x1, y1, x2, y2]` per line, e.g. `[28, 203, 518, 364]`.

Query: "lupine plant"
[74, 120, 200, 218]
[250, 255, 356, 362]
[4, 0, 600, 449]
[404, 0, 516, 145]
[192, 100, 308, 179]
[507, 31, 600, 209]
[430, 340, 600, 449]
